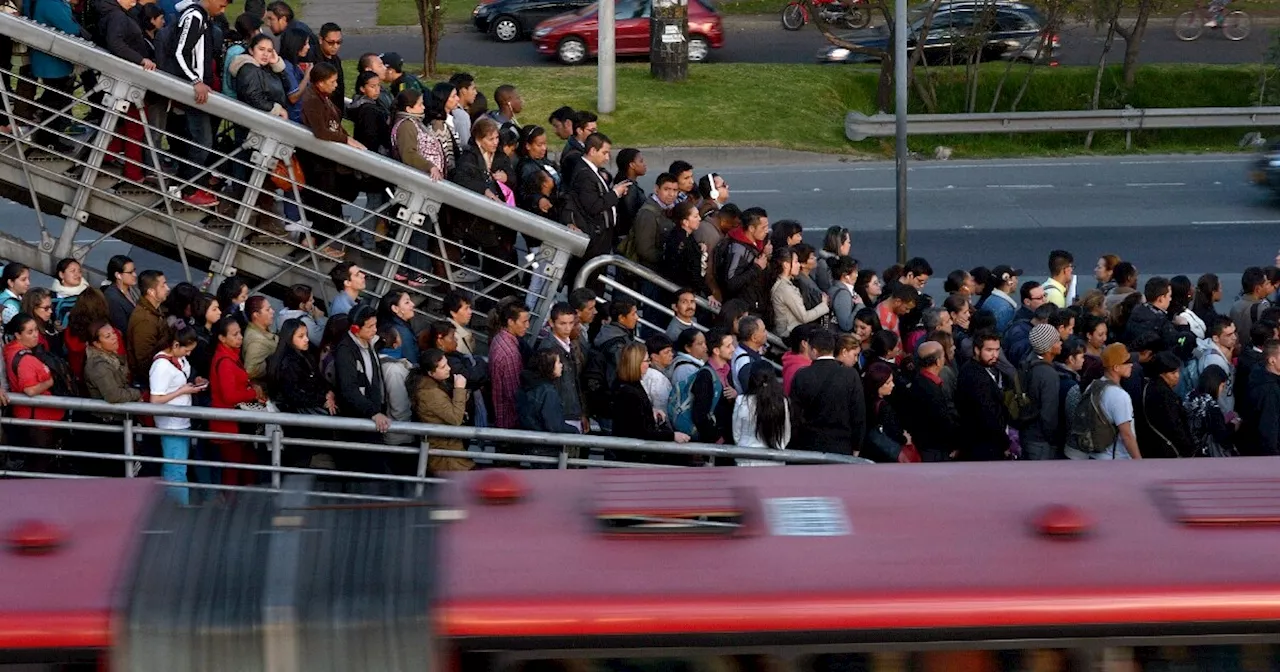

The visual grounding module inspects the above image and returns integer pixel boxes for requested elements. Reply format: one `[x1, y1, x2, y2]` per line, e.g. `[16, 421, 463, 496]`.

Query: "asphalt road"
[4, 153, 1272, 289]
[343, 18, 1269, 68]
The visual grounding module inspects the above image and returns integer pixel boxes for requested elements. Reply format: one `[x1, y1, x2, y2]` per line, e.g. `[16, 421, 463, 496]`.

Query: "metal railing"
[0, 14, 589, 328]
[575, 254, 788, 353]
[844, 106, 1280, 141]
[0, 395, 864, 499]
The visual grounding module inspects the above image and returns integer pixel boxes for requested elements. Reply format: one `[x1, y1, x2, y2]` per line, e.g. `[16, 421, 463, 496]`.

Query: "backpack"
[581, 334, 626, 419]
[11, 346, 79, 398]
[1005, 359, 1045, 430]
[153, 16, 182, 77]
[1174, 353, 1205, 400]
[1069, 379, 1120, 454]
[668, 363, 721, 439]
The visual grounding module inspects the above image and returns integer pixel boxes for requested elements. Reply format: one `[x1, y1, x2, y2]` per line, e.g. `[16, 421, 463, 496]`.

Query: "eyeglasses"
[324, 38, 343, 45]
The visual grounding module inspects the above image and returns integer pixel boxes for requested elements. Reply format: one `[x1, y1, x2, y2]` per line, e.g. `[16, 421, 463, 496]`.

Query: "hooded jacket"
[230, 53, 287, 117]
[84, 346, 141, 406]
[378, 350, 415, 445]
[241, 322, 278, 384]
[718, 227, 767, 314]
[333, 333, 386, 420]
[592, 321, 633, 390]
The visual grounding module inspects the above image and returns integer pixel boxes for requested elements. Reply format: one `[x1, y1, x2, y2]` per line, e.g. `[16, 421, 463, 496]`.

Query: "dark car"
[532, 0, 723, 65]
[474, 0, 595, 42]
[817, 1, 1060, 65]
[1251, 141, 1280, 194]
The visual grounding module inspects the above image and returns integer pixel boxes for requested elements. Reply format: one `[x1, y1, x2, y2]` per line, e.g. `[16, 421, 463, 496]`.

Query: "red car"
[532, 0, 724, 65]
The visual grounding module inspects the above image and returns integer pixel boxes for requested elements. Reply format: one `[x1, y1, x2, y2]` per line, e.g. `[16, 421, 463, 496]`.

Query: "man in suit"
[562, 132, 630, 293]
[907, 340, 960, 462]
[789, 330, 866, 456]
[559, 110, 597, 183]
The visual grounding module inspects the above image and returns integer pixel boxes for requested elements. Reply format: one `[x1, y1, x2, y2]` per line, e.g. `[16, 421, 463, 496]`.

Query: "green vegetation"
[377, 0, 476, 27]
[366, 61, 1275, 157]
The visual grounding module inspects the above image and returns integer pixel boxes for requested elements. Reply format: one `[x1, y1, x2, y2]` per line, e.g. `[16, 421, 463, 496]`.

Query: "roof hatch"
[590, 471, 756, 537]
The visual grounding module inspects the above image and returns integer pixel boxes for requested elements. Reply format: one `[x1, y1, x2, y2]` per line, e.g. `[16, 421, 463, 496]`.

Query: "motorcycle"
[781, 0, 871, 31]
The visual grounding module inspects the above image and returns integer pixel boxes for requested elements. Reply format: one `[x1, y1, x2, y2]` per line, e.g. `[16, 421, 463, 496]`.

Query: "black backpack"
[11, 346, 80, 398]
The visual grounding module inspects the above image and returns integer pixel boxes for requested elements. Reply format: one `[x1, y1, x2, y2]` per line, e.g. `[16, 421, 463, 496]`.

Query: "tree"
[415, 0, 444, 75]
[1111, 0, 1166, 88]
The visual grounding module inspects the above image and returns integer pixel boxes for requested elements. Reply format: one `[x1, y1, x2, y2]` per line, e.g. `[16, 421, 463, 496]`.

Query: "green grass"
[377, 0, 477, 26]
[354, 60, 1277, 157]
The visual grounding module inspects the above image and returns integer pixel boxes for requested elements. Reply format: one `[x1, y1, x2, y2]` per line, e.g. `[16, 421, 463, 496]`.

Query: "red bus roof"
[0, 478, 155, 650]
[440, 459, 1280, 641]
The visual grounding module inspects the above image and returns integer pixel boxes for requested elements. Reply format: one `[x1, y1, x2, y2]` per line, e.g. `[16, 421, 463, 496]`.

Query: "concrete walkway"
[298, 0, 381, 34]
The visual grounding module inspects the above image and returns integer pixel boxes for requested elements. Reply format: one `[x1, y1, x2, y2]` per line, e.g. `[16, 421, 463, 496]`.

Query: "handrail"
[844, 106, 1280, 141]
[576, 253, 788, 350]
[0, 13, 590, 257]
[8, 395, 865, 465]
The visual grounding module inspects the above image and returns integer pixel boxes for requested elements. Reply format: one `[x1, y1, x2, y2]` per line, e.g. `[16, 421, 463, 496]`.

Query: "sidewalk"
[298, 0, 382, 33]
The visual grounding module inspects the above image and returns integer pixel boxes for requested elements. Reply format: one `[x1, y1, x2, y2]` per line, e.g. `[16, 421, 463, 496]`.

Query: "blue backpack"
[668, 363, 722, 439]
[1175, 355, 1204, 400]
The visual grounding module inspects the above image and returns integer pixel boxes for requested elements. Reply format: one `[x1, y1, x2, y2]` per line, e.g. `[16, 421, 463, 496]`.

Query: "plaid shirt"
[490, 330, 523, 429]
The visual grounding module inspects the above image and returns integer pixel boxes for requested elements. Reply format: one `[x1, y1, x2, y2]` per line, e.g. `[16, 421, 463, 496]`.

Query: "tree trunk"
[1085, 10, 1120, 148]
[1115, 3, 1151, 89]
[650, 0, 689, 81]
[414, 0, 431, 75]
[426, 0, 443, 75]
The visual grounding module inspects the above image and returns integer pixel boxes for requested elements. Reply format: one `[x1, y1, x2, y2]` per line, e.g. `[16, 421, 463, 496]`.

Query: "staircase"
[0, 14, 588, 326]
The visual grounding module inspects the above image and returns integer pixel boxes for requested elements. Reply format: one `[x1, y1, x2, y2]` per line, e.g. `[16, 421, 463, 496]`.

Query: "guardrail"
[0, 395, 865, 499]
[844, 106, 1280, 141]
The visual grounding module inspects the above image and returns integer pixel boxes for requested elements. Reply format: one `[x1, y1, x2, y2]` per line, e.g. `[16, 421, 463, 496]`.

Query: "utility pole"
[893, 0, 908, 265]
[650, 0, 688, 82]
[598, 0, 616, 113]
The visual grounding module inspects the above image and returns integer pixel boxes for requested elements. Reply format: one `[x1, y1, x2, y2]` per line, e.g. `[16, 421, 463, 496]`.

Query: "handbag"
[865, 426, 903, 463]
[270, 155, 305, 192]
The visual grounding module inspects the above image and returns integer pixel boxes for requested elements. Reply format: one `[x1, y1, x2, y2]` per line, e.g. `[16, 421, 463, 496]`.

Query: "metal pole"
[123, 416, 135, 477]
[893, 0, 908, 265]
[598, 0, 616, 114]
[270, 427, 283, 491]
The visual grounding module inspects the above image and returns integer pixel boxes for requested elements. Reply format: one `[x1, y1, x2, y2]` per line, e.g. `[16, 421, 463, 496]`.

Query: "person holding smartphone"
[149, 321, 207, 505]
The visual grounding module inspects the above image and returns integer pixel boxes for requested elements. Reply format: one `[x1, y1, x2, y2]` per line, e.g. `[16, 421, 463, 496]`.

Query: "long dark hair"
[1196, 364, 1229, 399]
[279, 26, 310, 65]
[1170, 275, 1193, 316]
[266, 317, 309, 398]
[745, 361, 788, 451]
[854, 270, 878, 307]
[419, 320, 455, 353]
[1193, 273, 1220, 318]
[421, 348, 450, 392]
[377, 290, 412, 328]
[68, 286, 110, 342]
[162, 282, 201, 323]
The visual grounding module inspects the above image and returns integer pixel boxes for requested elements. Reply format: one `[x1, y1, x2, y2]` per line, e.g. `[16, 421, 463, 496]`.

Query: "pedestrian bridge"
[0, 13, 588, 327]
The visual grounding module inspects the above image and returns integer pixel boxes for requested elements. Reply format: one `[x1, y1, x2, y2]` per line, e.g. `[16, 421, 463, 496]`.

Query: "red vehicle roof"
[0, 478, 155, 650]
[440, 459, 1280, 641]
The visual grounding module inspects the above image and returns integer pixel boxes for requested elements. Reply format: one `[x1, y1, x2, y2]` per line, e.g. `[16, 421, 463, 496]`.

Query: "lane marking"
[1126, 182, 1186, 187]
[986, 184, 1053, 189]
[732, 188, 781, 194]
[1191, 219, 1280, 225]
[849, 187, 895, 192]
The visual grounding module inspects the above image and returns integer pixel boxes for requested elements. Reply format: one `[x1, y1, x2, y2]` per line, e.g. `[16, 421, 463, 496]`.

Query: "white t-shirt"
[641, 367, 672, 416]
[150, 354, 192, 430]
[1067, 383, 1133, 460]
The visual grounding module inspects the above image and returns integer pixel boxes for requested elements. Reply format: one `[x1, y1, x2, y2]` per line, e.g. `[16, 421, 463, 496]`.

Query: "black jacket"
[516, 369, 578, 434]
[104, 285, 134, 334]
[718, 233, 768, 317]
[332, 334, 385, 419]
[955, 360, 1009, 461]
[690, 366, 733, 444]
[1235, 346, 1264, 413]
[453, 143, 500, 196]
[906, 370, 959, 462]
[349, 95, 391, 156]
[168, 2, 219, 86]
[270, 347, 329, 412]
[231, 56, 287, 115]
[1136, 376, 1194, 458]
[615, 172, 645, 240]
[98, 0, 148, 64]
[1001, 307, 1034, 364]
[561, 158, 619, 255]
[536, 337, 584, 422]
[610, 380, 673, 442]
[559, 137, 585, 183]
[1123, 303, 1187, 355]
[1243, 368, 1280, 456]
[662, 226, 707, 294]
[789, 358, 866, 455]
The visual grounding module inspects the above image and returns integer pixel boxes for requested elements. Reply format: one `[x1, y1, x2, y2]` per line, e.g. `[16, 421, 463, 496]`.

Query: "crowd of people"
[0, 0, 1274, 499]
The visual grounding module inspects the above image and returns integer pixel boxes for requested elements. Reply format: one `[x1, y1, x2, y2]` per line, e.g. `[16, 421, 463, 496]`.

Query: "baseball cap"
[991, 265, 1024, 283]
[1101, 343, 1130, 369]
[380, 52, 405, 72]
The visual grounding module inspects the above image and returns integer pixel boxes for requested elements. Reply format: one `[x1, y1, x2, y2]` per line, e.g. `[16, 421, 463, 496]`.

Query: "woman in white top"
[770, 247, 829, 338]
[149, 322, 206, 505]
[733, 361, 791, 466]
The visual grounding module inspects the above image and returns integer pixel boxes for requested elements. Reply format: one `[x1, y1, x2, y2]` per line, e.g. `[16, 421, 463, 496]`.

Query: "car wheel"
[558, 36, 587, 64]
[687, 36, 710, 62]
[492, 15, 521, 42]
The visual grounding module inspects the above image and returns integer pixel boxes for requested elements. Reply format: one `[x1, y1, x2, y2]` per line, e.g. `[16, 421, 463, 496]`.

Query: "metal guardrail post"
[415, 438, 430, 498]
[211, 132, 288, 288]
[122, 415, 135, 477]
[558, 448, 568, 470]
[270, 426, 284, 490]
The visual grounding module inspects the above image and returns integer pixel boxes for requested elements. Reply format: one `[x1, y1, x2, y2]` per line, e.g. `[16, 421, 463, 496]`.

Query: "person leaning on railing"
[82, 319, 142, 477]
[412, 348, 473, 474]
[265, 317, 337, 470]
[5, 312, 64, 473]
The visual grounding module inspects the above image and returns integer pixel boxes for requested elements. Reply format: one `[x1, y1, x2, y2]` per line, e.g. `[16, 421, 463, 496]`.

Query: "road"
[343, 19, 1269, 68]
[707, 153, 1276, 279]
[5, 153, 1271, 289]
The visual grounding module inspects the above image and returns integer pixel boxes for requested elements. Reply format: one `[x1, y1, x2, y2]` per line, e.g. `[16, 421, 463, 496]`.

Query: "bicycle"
[1175, 1, 1250, 41]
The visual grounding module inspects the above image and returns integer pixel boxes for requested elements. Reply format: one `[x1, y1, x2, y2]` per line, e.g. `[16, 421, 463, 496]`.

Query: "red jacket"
[209, 343, 258, 436]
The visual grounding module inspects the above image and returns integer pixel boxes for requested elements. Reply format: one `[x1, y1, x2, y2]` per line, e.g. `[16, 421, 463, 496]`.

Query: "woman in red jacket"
[64, 287, 123, 381]
[208, 315, 265, 486]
